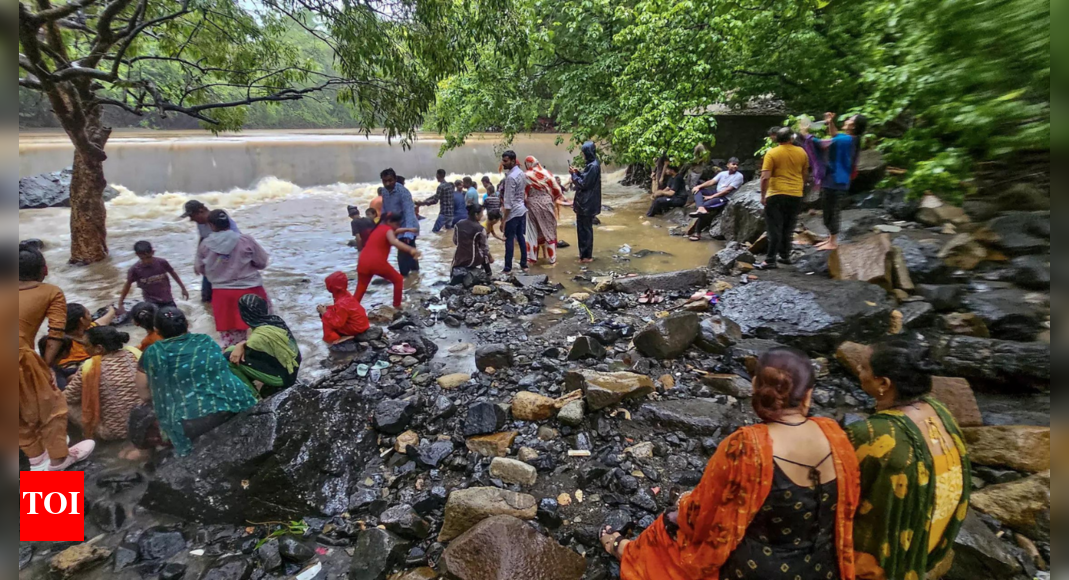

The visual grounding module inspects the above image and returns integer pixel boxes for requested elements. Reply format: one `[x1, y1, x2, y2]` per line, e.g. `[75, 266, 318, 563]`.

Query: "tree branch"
[26, 0, 100, 23]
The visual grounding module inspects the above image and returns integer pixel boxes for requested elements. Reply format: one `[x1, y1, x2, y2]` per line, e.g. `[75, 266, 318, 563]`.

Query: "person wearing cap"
[195, 209, 270, 347]
[182, 200, 240, 303]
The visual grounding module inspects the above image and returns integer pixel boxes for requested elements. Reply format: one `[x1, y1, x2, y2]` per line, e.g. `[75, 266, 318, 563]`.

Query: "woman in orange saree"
[603, 347, 861, 580]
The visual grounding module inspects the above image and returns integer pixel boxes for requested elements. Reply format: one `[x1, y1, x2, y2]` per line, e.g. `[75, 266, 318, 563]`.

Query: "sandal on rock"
[356, 364, 370, 378]
[388, 343, 417, 356]
[638, 290, 653, 305]
[372, 360, 392, 371]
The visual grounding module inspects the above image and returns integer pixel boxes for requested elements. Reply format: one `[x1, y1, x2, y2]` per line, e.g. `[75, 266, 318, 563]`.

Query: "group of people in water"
[603, 340, 971, 580]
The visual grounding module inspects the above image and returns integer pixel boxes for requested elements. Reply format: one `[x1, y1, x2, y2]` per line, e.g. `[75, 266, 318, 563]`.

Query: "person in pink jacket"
[195, 210, 270, 347]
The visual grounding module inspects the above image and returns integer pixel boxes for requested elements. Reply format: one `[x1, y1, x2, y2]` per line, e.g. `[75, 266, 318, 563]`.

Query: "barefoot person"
[195, 209, 271, 347]
[19, 244, 96, 471]
[354, 213, 421, 309]
[523, 156, 567, 265]
[117, 241, 190, 313]
[815, 112, 868, 252]
[570, 141, 602, 264]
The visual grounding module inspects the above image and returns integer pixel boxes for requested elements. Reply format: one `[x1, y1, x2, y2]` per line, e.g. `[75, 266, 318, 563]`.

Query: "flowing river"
[18, 130, 719, 376]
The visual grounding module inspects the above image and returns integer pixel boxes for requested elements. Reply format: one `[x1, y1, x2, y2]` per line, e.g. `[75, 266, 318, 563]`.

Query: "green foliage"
[432, 0, 1049, 199]
[255, 520, 310, 550]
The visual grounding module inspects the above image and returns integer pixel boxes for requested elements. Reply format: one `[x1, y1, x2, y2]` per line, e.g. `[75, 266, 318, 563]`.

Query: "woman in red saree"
[523, 156, 568, 265]
[603, 347, 861, 580]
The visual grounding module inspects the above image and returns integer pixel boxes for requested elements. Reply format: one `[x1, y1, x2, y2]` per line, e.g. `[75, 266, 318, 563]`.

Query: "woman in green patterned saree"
[849, 339, 971, 580]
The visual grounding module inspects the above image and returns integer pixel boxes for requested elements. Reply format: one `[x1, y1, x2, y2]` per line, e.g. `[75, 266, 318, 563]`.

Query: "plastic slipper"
[356, 364, 370, 378]
[638, 290, 652, 305]
[388, 343, 417, 356]
[372, 360, 392, 371]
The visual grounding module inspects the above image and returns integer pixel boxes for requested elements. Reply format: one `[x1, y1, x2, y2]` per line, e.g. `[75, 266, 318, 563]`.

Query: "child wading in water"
[355, 213, 421, 308]
[117, 241, 189, 314]
[453, 204, 494, 275]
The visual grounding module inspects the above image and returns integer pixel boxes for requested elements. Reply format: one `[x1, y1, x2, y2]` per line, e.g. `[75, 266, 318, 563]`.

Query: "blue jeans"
[397, 237, 419, 276]
[504, 215, 528, 272]
[432, 214, 453, 233]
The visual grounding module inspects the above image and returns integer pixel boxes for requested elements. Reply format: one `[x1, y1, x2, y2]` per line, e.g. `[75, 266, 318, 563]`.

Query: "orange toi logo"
[20, 472, 85, 542]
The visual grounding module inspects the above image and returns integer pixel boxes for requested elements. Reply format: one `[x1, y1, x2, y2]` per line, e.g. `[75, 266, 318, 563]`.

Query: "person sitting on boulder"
[688, 158, 746, 241]
[65, 327, 143, 442]
[452, 204, 494, 276]
[136, 307, 258, 456]
[130, 302, 163, 352]
[319, 271, 371, 347]
[226, 294, 302, 398]
[59, 302, 117, 370]
[645, 165, 688, 218]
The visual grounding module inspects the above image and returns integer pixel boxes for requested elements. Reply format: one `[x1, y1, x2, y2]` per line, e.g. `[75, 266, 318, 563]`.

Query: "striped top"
[140, 333, 258, 455]
[66, 347, 143, 441]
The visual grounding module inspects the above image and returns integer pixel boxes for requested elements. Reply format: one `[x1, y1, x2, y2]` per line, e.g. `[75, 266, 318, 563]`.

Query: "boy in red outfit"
[319, 272, 371, 344]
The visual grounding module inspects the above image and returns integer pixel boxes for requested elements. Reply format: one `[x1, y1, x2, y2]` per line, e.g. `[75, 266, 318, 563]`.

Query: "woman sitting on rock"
[137, 307, 258, 456]
[65, 327, 143, 442]
[602, 347, 861, 580]
[130, 302, 163, 352]
[226, 294, 302, 398]
[849, 339, 971, 580]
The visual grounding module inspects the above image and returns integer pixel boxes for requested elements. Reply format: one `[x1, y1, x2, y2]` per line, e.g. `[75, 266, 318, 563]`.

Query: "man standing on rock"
[379, 168, 421, 276]
[501, 150, 529, 273]
[757, 128, 809, 270]
[815, 112, 868, 252]
[417, 168, 456, 234]
[182, 200, 240, 303]
[570, 141, 602, 264]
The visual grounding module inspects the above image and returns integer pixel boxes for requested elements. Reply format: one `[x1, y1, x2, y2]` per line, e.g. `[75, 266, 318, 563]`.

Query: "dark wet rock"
[916, 284, 964, 312]
[792, 249, 831, 276]
[568, 336, 607, 360]
[891, 237, 949, 284]
[944, 512, 1026, 580]
[355, 327, 384, 342]
[512, 274, 550, 288]
[962, 288, 1043, 341]
[475, 344, 513, 372]
[636, 399, 742, 436]
[630, 489, 658, 512]
[200, 557, 253, 580]
[256, 538, 282, 571]
[710, 242, 755, 274]
[142, 386, 378, 523]
[412, 441, 455, 469]
[583, 325, 620, 346]
[612, 269, 708, 294]
[440, 516, 586, 580]
[277, 535, 314, 563]
[113, 544, 138, 571]
[413, 486, 449, 516]
[349, 488, 380, 513]
[851, 149, 887, 194]
[433, 395, 457, 420]
[391, 328, 439, 358]
[634, 312, 701, 359]
[439, 488, 538, 542]
[90, 500, 126, 533]
[719, 277, 895, 353]
[975, 212, 1050, 256]
[933, 336, 1049, 388]
[19, 167, 121, 209]
[160, 563, 188, 580]
[96, 470, 144, 493]
[700, 374, 754, 398]
[537, 498, 563, 529]
[350, 529, 412, 580]
[1011, 255, 1050, 290]
[693, 316, 742, 355]
[557, 400, 585, 427]
[375, 398, 417, 435]
[898, 302, 937, 330]
[882, 188, 919, 221]
[380, 505, 433, 540]
[718, 181, 766, 243]
[463, 402, 507, 437]
[20, 545, 34, 571]
[138, 528, 186, 561]
[565, 370, 655, 411]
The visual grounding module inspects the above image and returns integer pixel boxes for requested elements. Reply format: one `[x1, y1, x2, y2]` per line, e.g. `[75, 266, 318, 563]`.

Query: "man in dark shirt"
[417, 169, 456, 233]
[348, 205, 377, 250]
[646, 165, 688, 217]
[570, 141, 602, 264]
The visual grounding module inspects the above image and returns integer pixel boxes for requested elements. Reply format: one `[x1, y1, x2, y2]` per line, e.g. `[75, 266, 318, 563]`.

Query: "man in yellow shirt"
[757, 127, 811, 269]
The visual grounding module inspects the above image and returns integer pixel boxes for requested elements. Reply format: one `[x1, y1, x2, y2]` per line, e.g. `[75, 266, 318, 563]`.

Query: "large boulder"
[892, 236, 950, 284]
[709, 242, 755, 274]
[633, 312, 701, 359]
[440, 516, 586, 580]
[1010, 255, 1050, 290]
[961, 288, 1043, 341]
[475, 344, 513, 372]
[141, 386, 377, 523]
[564, 370, 655, 411]
[929, 377, 983, 428]
[694, 316, 743, 354]
[963, 426, 1050, 473]
[438, 488, 538, 542]
[717, 181, 766, 243]
[932, 336, 1049, 389]
[970, 471, 1050, 541]
[611, 269, 708, 294]
[19, 168, 121, 209]
[828, 234, 893, 289]
[973, 212, 1050, 257]
[636, 399, 747, 436]
[719, 276, 895, 353]
[945, 512, 1027, 580]
[350, 528, 412, 580]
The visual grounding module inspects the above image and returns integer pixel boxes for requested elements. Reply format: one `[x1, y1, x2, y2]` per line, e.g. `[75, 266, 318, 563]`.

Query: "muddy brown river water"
[18, 131, 720, 377]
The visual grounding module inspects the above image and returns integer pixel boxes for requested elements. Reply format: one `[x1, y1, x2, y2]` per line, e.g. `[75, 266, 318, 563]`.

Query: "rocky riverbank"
[20, 184, 1049, 580]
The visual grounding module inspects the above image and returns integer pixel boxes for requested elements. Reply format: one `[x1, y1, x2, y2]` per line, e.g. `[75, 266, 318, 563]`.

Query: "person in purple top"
[117, 241, 189, 314]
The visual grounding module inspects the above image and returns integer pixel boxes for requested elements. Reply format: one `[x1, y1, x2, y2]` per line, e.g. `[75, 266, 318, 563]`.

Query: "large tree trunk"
[68, 146, 110, 265]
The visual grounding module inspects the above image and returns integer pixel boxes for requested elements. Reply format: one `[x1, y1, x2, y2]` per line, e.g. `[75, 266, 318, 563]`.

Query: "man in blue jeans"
[500, 150, 529, 273]
[379, 168, 421, 275]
